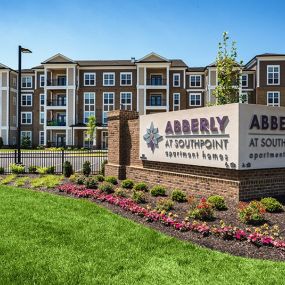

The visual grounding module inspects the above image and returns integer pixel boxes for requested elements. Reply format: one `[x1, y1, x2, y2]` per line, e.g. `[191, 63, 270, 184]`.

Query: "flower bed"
[57, 183, 285, 251]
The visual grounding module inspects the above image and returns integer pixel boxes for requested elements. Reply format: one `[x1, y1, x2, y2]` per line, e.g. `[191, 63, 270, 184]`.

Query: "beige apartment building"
[0, 52, 285, 148]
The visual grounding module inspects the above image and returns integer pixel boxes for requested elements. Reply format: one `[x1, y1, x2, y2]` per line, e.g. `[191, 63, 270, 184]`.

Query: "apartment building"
[0, 52, 284, 148]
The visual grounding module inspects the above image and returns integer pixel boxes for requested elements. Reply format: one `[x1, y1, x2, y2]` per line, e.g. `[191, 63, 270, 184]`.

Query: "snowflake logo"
[143, 122, 163, 152]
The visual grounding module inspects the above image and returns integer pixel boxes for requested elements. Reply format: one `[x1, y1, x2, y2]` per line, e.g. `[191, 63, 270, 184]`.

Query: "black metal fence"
[0, 150, 108, 174]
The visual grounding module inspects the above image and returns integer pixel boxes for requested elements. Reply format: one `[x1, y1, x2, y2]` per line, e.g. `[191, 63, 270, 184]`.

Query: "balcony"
[47, 78, 67, 87]
[146, 78, 167, 86]
[146, 98, 167, 108]
[47, 98, 67, 107]
[47, 120, 66, 127]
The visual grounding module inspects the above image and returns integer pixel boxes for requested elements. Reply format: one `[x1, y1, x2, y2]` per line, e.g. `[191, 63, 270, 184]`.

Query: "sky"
[1, 0, 285, 69]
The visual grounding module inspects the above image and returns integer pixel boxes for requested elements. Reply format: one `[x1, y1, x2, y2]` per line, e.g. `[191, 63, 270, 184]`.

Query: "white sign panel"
[139, 103, 285, 170]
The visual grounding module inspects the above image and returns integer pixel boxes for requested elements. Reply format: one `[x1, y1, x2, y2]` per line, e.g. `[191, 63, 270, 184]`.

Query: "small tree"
[213, 32, 242, 105]
[86, 116, 96, 149]
[21, 136, 31, 149]
[0, 137, 3, 149]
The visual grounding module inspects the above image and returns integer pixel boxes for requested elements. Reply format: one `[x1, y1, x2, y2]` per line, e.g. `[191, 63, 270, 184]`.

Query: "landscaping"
[1, 185, 285, 284]
[1, 170, 285, 261]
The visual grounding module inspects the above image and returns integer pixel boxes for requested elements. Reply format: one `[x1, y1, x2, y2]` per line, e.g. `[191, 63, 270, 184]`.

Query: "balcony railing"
[47, 120, 66, 127]
[146, 78, 167, 86]
[47, 79, 67, 87]
[146, 99, 167, 107]
[47, 99, 67, 107]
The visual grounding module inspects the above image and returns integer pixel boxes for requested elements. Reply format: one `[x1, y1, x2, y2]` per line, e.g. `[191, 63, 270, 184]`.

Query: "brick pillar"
[105, 110, 139, 179]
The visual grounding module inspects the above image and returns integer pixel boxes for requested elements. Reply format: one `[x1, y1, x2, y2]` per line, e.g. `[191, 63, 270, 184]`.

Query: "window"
[150, 94, 162, 106]
[22, 76, 32, 88]
[120, 72, 132, 86]
[241, 74, 248, 87]
[239, 92, 248, 104]
[13, 96, 16, 105]
[39, 131, 45, 145]
[189, 93, 201, 106]
[173, 73, 180, 87]
[102, 131, 108, 149]
[40, 94, 45, 106]
[173, 93, 180, 111]
[150, 74, 163, 85]
[267, 65, 280, 85]
[12, 116, 16, 124]
[12, 77, 17, 87]
[267, 91, 280, 106]
[83, 131, 93, 148]
[40, 75, 45, 87]
[21, 131, 32, 144]
[190, 75, 201, 87]
[21, 94, 32, 106]
[103, 92, 114, 124]
[84, 92, 95, 123]
[120, 92, 132, 110]
[84, 73, 96, 86]
[21, 112, 32, 124]
[40, 112, 44, 124]
[103, 73, 115, 86]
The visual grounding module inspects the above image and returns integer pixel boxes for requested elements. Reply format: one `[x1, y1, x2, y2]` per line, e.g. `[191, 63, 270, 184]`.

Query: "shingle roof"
[245, 53, 285, 68]
[170, 59, 188, 67]
[76, 60, 135, 66]
[187, 67, 205, 72]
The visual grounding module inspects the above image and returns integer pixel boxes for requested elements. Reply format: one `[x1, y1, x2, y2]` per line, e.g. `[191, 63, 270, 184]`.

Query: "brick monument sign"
[105, 103, 285, 200]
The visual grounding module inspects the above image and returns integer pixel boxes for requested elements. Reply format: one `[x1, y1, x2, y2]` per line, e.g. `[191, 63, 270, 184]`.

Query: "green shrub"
[171, 189, 187, 202]
[76, 175, 86, 185]
[10, 163, 25, 174]
[14, 177, 30, 187]
[0, 174, 16, 185]
[84, 177, 98, 189]
[28, 165, 37, 174]
[150, 185, 166, 197]
[189, 198, 214, 221]
[0, 167, 4, 175]
[36, 166, 55, 175]
[105, 176, 118, 185]
[207, 195, 227, 210]
[132, 191, 146, 203]
[100, 159, 107, 176]
[96, 174, 105, 182]
[21, 136, 31, 149]
[63, 161, 73, 177]
[260, 197, 283, 213]
[133, 182, 148, 192]
[47, 166, 55, 174]
[238, 201, 266, 225]
[121, 179, 134, 189]
[31, 175, 63, 189]
[0, 137, 3, 149]
[114, 188, 127, 197]
[83, 161, 91, 177]
[156, 198, 174, 212]
[99, 182, 114, 194]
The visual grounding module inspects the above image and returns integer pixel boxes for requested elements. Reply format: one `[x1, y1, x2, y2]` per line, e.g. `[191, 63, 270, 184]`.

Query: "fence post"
[61, 150, 64, 174]
[14, 150, 17, 164]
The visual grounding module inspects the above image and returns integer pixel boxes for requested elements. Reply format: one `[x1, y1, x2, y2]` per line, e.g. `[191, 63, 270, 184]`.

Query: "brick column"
[105, 110, 139, 179]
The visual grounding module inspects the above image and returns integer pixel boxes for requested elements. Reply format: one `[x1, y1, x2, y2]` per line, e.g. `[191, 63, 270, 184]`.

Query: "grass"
[30, 175, 63, 188]
[0, 186, 284, 285]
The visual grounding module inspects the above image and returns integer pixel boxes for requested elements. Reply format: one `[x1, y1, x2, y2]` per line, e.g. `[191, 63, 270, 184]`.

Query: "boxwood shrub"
[105, 176, 118, 185]
[133, 182, 148, 192]
[121, 179, 134, 189]
[96, 174, 105, 182]
[260, 197, 283, 213]
[171, 189, 187, 202]
[99, 182, 114, 194]
[132, 191, 146, 203]
[207, 195, 227, 210]
[150, 185, 166, 197]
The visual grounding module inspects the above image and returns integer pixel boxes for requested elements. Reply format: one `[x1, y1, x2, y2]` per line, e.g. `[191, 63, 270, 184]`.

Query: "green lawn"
[0, 186, 284, 285]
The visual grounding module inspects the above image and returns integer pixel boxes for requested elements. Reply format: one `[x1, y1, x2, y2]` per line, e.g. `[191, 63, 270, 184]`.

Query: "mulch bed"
[38, 184, 285, 262]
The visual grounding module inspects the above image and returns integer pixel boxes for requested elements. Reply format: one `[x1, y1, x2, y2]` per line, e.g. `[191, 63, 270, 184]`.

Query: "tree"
[86, 116, 96, 149]
[213, 32, 243, 105]
[21, 136, 31, 149]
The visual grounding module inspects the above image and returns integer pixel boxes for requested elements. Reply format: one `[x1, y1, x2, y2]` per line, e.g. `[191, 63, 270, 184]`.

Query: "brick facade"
[105, 110, 285, 201]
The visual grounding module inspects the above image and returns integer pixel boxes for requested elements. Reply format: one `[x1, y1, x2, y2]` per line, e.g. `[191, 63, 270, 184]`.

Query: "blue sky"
[1, 0, 285, 69]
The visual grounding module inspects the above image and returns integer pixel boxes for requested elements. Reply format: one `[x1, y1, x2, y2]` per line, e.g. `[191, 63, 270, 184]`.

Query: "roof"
[77, 60, 135, 66]
[170, 59, 188, 67]
[32, 65, 44, 69]
[20, 69, 34, 73]
[41, 53, 75, 64]
[245, 53, 285, 68]
[0, 63, 11, 70]
[187, 67, 205, 72]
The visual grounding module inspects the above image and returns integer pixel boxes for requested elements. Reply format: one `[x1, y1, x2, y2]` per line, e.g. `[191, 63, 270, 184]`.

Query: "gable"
[42, 53, 75, 64]
[137, 52, 169, 63]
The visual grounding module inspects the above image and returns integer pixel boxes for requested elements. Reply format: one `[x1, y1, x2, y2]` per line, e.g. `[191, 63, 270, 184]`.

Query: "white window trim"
[190, 75, 202, 87]
[22, 76, 33, 88]
[83, 92, 96, 123]
[241, 74, 248, 88]
[120, 72, 132, 86]
[39, 131, 45, 145]
[40, 112, 44, 125]
[40, 75, 45, 88]
[40, 93, 45, 106]
[103, 72, 115, 86]
[102, 92, 115, 123]
[173, 93, 180, 110]
[84, 73, 96, 86]
[21, 112, 32, 124]
[267, 65, 280, 85]
[21, 93, 33, 107]
[173, 73, 180, 87]
[267, 91, 280, 107]
[189, 93, 202, 106]
[21, 131, 32, 139]
[120, 92, 132, 110]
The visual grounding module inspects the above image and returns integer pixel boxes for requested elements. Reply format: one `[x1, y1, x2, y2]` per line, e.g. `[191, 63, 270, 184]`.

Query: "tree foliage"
[86, 116, 96, 148]
[213, 32, 242, 105]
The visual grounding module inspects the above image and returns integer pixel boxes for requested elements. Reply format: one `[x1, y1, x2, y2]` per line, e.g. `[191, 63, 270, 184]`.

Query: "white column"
[166, 66, 170, 112]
